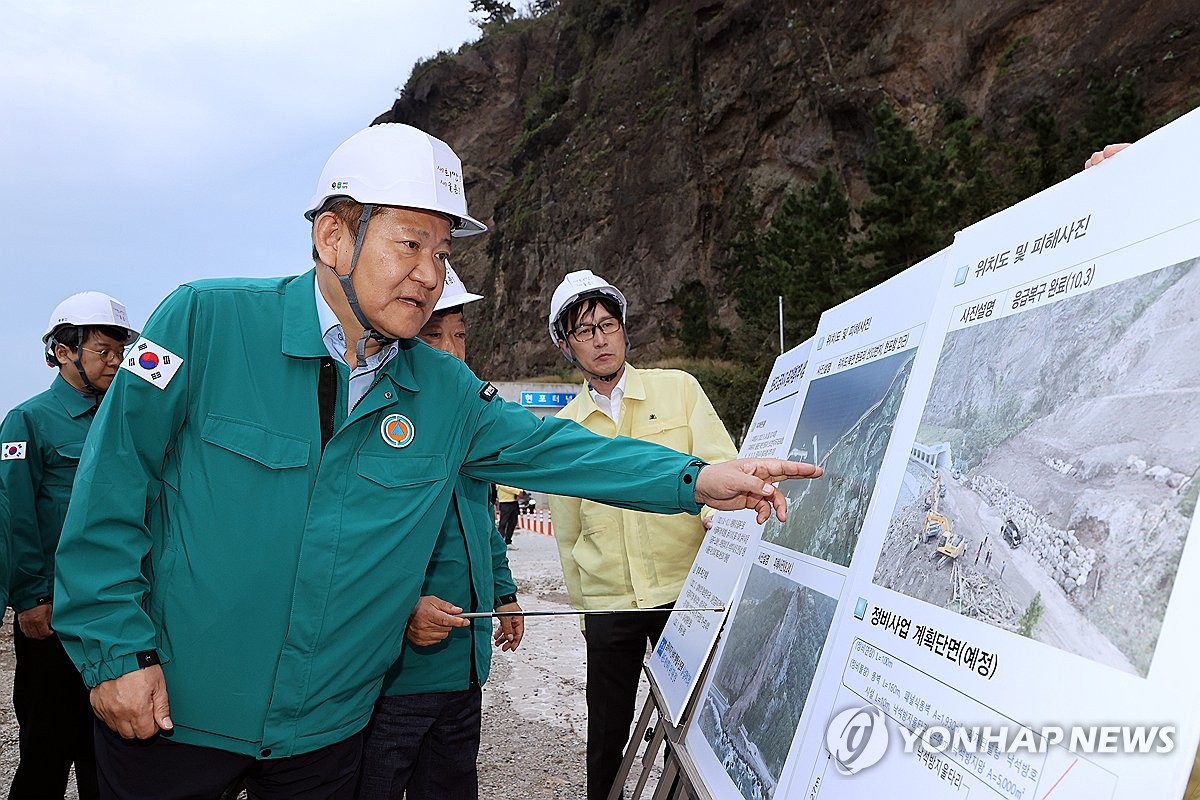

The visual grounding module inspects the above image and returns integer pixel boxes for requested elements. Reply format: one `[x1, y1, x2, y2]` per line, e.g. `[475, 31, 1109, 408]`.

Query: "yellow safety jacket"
[549, 364, 738, 610]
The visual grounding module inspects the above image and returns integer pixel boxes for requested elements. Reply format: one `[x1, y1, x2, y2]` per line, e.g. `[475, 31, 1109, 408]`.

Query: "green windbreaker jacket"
[53, 270, 703, 759]
[1, 374, 97, 611]
[380, 475, 515, 696]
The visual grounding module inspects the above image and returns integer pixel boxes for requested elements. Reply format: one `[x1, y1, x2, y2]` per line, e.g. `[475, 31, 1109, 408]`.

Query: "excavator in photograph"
[918, 473, 950, 544]
[916, 472, 969, 567]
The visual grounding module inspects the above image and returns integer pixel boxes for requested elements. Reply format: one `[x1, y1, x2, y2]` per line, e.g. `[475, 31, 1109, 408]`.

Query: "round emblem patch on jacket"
[380, 414, 415, 448]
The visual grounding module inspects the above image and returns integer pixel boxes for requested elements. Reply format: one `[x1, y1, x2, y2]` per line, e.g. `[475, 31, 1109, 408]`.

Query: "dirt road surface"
[940, 473, 1136, 674]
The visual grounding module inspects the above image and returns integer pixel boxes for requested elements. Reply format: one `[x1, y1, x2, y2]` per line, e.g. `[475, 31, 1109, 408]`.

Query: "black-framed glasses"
[569, 317, 622, 343]
[80, 346, 125, 364]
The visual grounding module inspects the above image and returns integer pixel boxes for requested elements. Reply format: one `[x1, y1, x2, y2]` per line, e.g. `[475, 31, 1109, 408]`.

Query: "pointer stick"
[456, 606, 720, 618]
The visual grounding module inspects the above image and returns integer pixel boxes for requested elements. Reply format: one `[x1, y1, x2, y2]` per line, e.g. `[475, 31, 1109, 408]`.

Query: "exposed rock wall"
[376, 0, 1199, 377]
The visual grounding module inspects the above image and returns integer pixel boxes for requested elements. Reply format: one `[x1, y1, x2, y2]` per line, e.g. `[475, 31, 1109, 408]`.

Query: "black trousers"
[93, 720, 363, 800]
[355, 686, 482, 800]
[9, 626, 99, 800]
[584, 604, 672, 800]
[497, 501, 519, 544]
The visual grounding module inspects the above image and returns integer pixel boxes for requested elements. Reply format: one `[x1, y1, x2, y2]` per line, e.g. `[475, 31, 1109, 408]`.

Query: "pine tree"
[1083, 71, 1148, 148]
[940, 100, 1006, 232]
[471, 0, 515, 28]
[853, 104, 953, 292]
[1004, 106, 1074, 204]
[731, 168, 854, 356]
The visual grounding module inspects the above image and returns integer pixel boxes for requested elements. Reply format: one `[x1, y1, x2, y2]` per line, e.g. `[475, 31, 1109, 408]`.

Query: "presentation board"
[650, 339, 813, 724]
[653, 106, 1200, 799]
[681, 251, 950, 799]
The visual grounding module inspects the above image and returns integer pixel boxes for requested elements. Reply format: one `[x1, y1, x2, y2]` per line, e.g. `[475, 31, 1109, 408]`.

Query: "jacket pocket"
[628, 414, 690, 449]
[356, 454, 448, 488]
[53, 440, 84, 461]
[199, 414, 310, 469]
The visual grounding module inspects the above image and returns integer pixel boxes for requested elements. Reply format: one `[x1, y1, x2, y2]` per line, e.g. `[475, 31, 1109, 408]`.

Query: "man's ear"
[312, 211, 344, 271]
[53, 342, 75, 367]
[557, 339, 573, 358]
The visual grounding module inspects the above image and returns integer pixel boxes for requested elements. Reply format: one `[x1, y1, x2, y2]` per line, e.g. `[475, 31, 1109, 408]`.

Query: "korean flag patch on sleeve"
[121, 337, 184, 390]
[1, 442, 26, 460]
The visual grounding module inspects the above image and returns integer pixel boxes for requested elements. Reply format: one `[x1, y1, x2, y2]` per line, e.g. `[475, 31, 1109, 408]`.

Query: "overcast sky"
[0, 1, 480, 415]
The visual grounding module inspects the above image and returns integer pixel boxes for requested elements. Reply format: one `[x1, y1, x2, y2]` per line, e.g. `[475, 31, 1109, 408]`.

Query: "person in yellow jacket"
[546, 270, 738, 800]
[494, 484, 521, 545]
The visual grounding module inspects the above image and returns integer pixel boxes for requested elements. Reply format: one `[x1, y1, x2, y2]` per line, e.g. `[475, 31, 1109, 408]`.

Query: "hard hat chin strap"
[65, 345, 102, 398]
[589, 363, 625, 384]
[327, 203, 395, 368]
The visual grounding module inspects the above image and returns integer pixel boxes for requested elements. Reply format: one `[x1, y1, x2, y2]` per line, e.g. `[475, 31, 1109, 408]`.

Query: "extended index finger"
[753, 459, 823, 482]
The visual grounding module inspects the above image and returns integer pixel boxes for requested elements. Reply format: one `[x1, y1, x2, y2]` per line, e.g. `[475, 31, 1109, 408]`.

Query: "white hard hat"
[547, 270, 628, 344]
[435, 263, 484, 312]
[304, 123, 486, 237]
[42, 292, 138, 344]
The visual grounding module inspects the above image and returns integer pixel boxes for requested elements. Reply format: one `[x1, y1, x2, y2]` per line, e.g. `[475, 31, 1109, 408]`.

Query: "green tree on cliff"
[852, 103, 954, 292]
[471, 0, 515, 28]
[732, 168, 854, 355]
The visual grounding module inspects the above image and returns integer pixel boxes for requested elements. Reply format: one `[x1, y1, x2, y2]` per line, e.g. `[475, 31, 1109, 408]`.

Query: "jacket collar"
[51, 373, 99, 418]
[578, 362, 642, 422]
[622, 363, 646, 401]
[282, 269, 329, 359]
[385, 340, 422, 394]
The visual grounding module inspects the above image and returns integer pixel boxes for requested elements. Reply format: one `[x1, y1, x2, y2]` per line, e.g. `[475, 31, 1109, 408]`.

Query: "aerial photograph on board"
[762, 348, 917, 566]
[697, 566, 837, 800]
[874, 257, 1200, 676]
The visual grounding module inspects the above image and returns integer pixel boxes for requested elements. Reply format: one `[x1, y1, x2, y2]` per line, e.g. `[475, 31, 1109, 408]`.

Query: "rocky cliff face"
[376, 0, 1199, 378]
[916, 258, 1200, 673]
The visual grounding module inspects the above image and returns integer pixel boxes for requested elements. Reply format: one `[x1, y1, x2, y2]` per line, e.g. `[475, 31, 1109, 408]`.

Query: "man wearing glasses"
[0, 291, 138, 800]
[546, 270, 738, 800]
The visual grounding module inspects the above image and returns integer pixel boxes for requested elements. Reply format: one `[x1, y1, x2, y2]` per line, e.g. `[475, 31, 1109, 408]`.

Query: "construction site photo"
[873, 258, 1200, 676]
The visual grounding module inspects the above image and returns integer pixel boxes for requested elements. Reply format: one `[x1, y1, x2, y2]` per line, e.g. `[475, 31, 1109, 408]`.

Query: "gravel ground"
[0, 529, 664, 799]
[478, 530, 590, 798]
[0, 611, 23, 792]
[479, 528, 661, 798]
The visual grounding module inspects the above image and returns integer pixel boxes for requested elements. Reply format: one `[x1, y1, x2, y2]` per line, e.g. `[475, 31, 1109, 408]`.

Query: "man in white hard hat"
[547, 270, 739, 800]
[51, 123, 820, 800]
[356, 265, 523, 799]
[0, 291, 138, 800]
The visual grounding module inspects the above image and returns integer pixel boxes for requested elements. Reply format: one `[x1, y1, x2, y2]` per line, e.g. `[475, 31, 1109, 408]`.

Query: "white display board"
[656, 107, 1200, 800]
[650, 339, 813, 724]
[793, 109, 1200, 800]
[683, 252, 949, 799]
